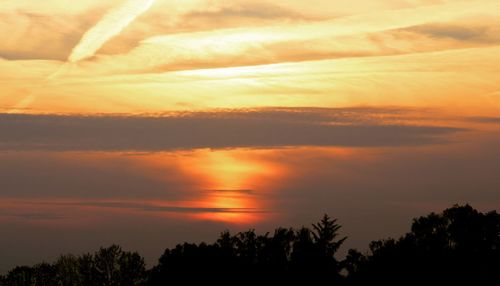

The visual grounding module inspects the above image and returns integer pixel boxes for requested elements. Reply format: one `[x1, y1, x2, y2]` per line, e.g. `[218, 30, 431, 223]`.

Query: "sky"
[1, 0, 500, 272]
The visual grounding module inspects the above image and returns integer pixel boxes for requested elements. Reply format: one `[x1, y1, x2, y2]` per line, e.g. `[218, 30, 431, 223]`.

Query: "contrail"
[7, 95, 36, 114]
[69, 0, 157, 62]
[6, 64, 70, 114]
[7, 0, 156, 113]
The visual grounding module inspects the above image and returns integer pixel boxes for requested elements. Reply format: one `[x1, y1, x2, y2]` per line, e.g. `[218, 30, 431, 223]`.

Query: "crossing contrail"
[69, 0, 157, 62]
[7, 0, 157, 113]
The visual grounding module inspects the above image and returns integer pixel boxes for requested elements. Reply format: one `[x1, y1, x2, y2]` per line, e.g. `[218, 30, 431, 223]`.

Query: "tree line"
[1, 204, 499, 285]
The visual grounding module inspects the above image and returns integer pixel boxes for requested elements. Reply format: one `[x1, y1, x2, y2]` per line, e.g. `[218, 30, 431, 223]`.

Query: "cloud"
[0, 11, 101, 60]
[0, 152, 196, 200]
[81, 1, 500, 75]
[44, 201, 263, 214]
[403, 21, 500, 43]
[99, 0, 445, 52]
[4, 45, 500, 115]
[94, 0, 452, 57]
[2, 0, 499, 66]
[0, 210, 64, 221]
[0, 108, 464, 151]
[467, 117, 500, 123]
[206, 189, 256, 195]
[184, 3, 310, 21]
[68, 0, 156, 62]
[0, 0, 121, 15]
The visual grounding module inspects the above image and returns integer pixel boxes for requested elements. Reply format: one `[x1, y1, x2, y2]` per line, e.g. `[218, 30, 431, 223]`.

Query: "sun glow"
[177, 149, 281, 223]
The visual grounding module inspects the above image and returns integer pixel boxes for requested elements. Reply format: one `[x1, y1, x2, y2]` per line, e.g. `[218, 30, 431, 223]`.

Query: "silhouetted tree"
[32, 263, 57, 286]
[149, 215, 346, 285]
[93, 245, 122, 286]
[118, 251, 146, 286]
[313, 215, 347, 256]
[0, 246, 146, 286]
[216, 230, 237, 260]
[262, 228, 294, 268]
[54, 254, 81, 286]
[311, 214, 347, 283]
[235, 229, 260, 266]
[93, 245, 146, 286]
[77, 253, 96, 286]
[345, 204, 500, 285]
[3, 266, 34, 286]
[342, 249, 365, 282]
[291, 227, 315, 269]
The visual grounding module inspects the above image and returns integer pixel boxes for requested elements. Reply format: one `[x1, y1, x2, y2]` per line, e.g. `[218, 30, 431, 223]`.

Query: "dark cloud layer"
[0, 108, 463, 151]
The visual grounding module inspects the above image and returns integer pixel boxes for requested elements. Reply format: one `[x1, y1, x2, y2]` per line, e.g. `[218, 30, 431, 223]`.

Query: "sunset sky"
[1, 0, 500, 272]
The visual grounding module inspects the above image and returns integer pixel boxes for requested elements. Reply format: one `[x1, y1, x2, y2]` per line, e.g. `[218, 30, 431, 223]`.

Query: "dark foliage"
[148, 214, 346, 285]
[2, 205, 499, 286]
[344, 204, 500, 285]
[0, 245, 146, 286]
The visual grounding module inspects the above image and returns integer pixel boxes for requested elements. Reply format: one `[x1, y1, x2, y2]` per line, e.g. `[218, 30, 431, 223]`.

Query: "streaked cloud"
[182, 2, 312, 21]
[2, 45, 500, 115]
[404, 20, 500, 43]
[468, 117, 500, 124]
[85, 1, 500, 74]
[0, 209, 64, 221]
[43, 201, 263, 214]
[206, 189, 256, 195]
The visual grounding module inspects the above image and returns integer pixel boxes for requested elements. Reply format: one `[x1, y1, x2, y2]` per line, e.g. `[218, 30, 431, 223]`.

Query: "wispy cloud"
[79, 1, 500, 75]
[467, 117, 500, 124]
[3, 1, 157, 114]
[0, 210, 64, 220]
[403, 21, 500, 43]
[0, 11, 93, 61]
[184, 3, 312, 21]
[57, 201, 263, 214]
[206, 189, 256, 195]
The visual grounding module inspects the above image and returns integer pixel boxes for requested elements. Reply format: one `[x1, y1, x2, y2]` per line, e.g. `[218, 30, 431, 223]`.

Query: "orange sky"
[1, 0, 500, 115]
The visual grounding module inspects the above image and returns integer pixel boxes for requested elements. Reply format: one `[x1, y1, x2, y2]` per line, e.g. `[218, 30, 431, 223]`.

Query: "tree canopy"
[1, 204, 499, 286]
